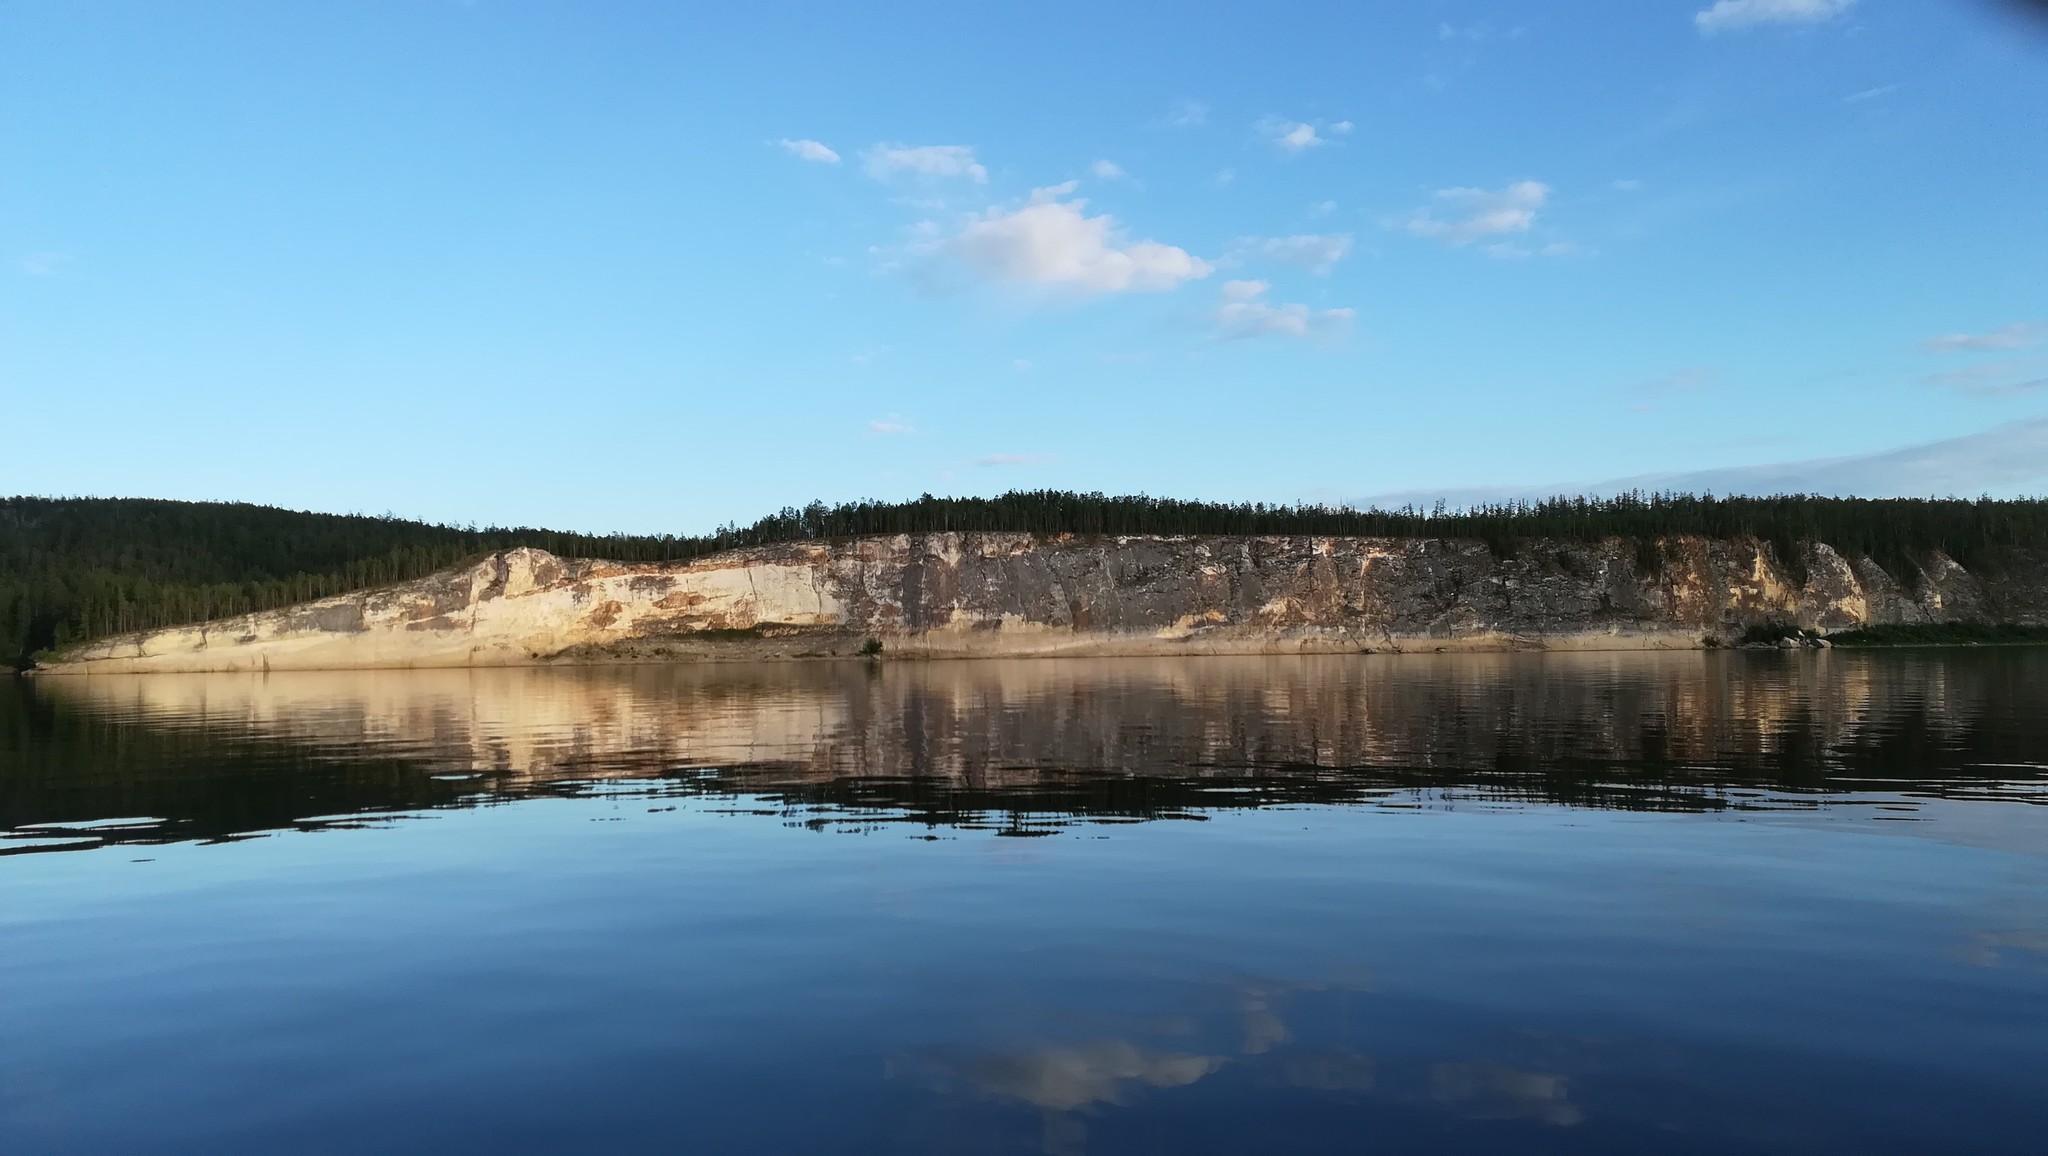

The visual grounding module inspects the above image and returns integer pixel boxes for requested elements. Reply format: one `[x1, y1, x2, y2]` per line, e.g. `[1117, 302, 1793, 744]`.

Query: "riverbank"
[29, 534, 2048, 675]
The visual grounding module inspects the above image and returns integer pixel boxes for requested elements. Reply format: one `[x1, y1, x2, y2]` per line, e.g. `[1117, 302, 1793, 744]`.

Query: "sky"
[4, 0, 2046, 535]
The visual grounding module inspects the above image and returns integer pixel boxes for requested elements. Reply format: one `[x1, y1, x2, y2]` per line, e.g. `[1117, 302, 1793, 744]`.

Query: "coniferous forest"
[6, 493, 2047, 667]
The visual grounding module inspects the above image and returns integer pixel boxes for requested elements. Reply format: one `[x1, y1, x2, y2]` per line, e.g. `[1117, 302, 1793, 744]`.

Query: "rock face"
[35, 533, 2048, 673]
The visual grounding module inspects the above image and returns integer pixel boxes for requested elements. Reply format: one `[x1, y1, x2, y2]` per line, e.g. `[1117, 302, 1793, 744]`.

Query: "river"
[4, 651, 2045, 1153]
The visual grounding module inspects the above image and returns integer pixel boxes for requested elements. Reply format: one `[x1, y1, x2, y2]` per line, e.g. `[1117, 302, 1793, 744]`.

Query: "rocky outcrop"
[33, 534, 2048, 673]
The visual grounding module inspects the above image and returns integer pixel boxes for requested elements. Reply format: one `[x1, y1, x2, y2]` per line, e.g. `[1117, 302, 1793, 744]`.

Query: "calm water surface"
[4, 652, 2047, 1154]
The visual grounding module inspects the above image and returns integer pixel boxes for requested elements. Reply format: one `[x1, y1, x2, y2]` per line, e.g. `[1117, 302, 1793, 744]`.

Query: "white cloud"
[776, 138, 840, 164]
[1220, 278, 1269, 301]
[1090, 159, 1126, 180]
[1922, 323, 2043, 353]
[1695, 0, 1857, 35]
[1404, 181, 1549, 246]
[1163, 99, 1209, 128]
[863, 143, 987, 183]
[1612, 178, 1644, 192]
[1843, 84, 1896, 103]
[867, 414, 915, 435]
[977, 452, 1051, 467]
[1259, 118, 1323, 152]
[1240, 233, 1353, 274]
[1214, 168, 1236, 185]
[1309, 200, 1337, 217]
[1211, 280, 1355, 341]
[1330, 121, 1354, 135]
[949, 188, 1212, 295]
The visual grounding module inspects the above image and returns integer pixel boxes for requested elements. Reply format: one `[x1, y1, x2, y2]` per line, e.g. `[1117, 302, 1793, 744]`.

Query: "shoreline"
[26, 632, 2048, 676]
[27, 537, 2048, 677]
[26, 629, 1699, 675]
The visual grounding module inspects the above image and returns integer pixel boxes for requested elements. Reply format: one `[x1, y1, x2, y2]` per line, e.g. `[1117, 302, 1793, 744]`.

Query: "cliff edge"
[33, 533, 2048, 673]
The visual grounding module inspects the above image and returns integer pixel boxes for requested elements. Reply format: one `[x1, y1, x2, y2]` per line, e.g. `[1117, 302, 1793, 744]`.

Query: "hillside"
[9, 493, 2048, 667]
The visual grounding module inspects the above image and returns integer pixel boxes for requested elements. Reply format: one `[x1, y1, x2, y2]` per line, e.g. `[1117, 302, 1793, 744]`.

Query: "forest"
[7, 492, 2047, 666]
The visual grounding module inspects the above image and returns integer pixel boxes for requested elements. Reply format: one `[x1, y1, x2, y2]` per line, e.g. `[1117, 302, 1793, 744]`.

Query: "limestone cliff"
[34, 533, 2048, 673]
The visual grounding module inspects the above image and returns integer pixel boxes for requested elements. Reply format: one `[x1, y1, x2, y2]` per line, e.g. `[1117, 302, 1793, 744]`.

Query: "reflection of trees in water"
[5, 650, 2046, 852]
[0, 684, 476, 852]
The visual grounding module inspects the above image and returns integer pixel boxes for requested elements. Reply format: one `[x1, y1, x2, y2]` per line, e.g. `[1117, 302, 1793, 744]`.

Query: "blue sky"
[4, 0, 2045, 534]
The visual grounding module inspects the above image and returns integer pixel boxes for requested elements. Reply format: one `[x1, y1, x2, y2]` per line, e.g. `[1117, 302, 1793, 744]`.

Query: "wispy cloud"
[1438, 21, 1523, 42]
[863, 143, 987, 183]
[1922, 322, 2043, 353]
[1161, 99, 1209, 128]
[1619, 418, 2048, 496]
[949, 186, 1211, 295]
[1362, 417, 2048, 507]
[776, 138, 840, 164]
[1258, 117, 1324, 153]
[1235, 233, 1353, 275]
[1633, 367, 1715, 397]
[977, 452, 1052, 467]
[1485, 240, 1586, 260]
[1403, 181, 1550, 246]
[1211, 279, 1355, 341]
[941, 1042, 1223, 1113]
[1843, 84, 1896, 103]
[1920, 361, 2048, 398]
[19, 252, 71, 276]
[1090, 159, 1127, 180]
[1011, 358, 1033, 372]
[1695, 0, 1858, 35]
[867, 414, 915, 435]
[1611, 178, 1644, 192]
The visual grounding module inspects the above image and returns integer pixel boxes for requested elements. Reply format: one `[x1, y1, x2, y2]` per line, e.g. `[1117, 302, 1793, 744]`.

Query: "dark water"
[3, 652, 2046, 1155]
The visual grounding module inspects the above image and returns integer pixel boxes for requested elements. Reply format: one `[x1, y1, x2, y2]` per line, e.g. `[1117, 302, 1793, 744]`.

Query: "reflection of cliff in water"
[6, 651, 2046, 851]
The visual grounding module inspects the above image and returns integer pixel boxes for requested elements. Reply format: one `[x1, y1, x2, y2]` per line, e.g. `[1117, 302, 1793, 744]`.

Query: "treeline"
[732, 491, 2048, 575]
[1, 498, 712, 665]
[7, 492, 2047, 666]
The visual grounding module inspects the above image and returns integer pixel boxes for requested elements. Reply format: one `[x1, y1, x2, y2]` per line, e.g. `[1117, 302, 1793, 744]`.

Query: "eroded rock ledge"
[35, 533, 2048, 673]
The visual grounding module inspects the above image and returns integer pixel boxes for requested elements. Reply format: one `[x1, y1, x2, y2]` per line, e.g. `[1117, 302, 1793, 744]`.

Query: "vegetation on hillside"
[1, 498, 703, 665]
[6, 492, 2047, 666]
